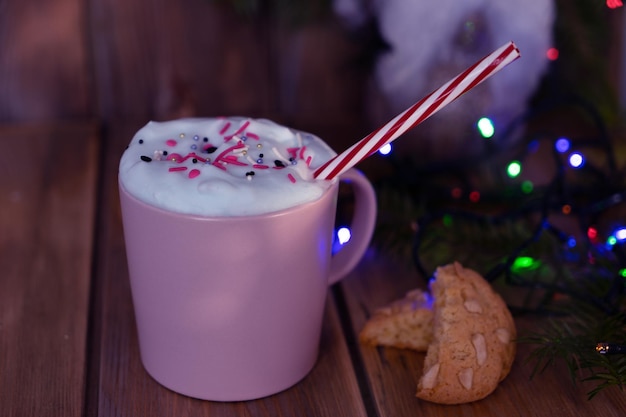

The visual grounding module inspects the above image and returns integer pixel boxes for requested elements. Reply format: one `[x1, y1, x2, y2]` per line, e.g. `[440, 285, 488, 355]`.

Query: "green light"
[442, 214, 453, 227]
[507, 161, 522, 178]
[511, 256, 541, 273]
[477, 117, 495, 138]
[607, 236, 617, 246]
[521, 180, 534, 194]
[620, 269, 626, 278]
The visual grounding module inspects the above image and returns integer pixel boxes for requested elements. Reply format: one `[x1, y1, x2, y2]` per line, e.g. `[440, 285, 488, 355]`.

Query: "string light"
[337, 227, 351, 245]
[378, 143, 392, 155]
[555, 137, 570, 153]
[477, 117, 495, 138]
[469, 191, 480, 203]
[511, 256, 541, 273]
[606, 0, 623, 9]
[332, 226, 352, 254]
[546, 47, 559, 61]
[506, 161, 522, 178]
[521, 180, 534, 194]
[587, 226, 599, 241]
[569, 152, 585, 168]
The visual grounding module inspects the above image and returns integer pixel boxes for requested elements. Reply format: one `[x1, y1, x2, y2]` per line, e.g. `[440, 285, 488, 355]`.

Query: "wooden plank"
[270, 19, 369, 134]
[339, 252, 626, 417]
[88, 1, 273, 121]
[0, 2, 92, 121]
[0, 123, 99, 416]
[86, 122, 367, 416]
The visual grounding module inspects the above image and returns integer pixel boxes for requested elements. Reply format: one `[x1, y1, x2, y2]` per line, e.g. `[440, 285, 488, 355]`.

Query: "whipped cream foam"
[119, 117, 337, 216]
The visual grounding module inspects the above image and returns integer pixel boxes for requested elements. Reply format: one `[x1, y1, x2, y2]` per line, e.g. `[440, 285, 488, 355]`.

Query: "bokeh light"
[378, 143, 392, 155]
[521, 180, 534, 194]
[337, 227, 351, 245]
[511, 256, 541, 272]
[546, 47, 559, 61]
[477, 117, 495, 138]
[555, 137, 570, 153]
[506, 161, 522, 178]
[569, 152, 585, 168]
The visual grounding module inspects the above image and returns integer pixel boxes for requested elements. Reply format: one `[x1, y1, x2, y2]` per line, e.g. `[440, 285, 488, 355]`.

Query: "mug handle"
[328, 168, 377, 285]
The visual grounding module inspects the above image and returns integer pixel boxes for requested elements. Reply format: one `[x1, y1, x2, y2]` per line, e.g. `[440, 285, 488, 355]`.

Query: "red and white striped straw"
[314, 41, 521, 180]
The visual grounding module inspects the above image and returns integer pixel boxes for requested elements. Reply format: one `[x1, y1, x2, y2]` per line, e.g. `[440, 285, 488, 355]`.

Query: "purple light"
[555, 137, 570, 153]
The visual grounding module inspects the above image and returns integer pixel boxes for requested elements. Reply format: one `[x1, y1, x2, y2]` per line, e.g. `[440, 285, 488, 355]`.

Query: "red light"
[587, 227, 598, 240]
[546, 47, 559, 61]
[451, 187, 462, 199]
[607, 0, 623, 9]
[469, 191, 480, 203]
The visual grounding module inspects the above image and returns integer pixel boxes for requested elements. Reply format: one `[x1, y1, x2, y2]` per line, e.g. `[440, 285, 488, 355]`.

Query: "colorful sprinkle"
[272, 147, 290, 163]
[219, 121, 231, 135]
[204, 145, 218, 153]
[140, 155, 152, 162]
[246, 132, 259, 140]
[213, 143, 248, 168]
[188, 169, 200, 179]
[287, 147, 299, 159]
[169, 166, 188, 172]
[167, 153, 183, 162]
[166, 139, 177, 147]
[253, 164, 269, 169]
[274, 160, 286, 168]
[232, 120, 250, 137]
[287, 173, 296, 183]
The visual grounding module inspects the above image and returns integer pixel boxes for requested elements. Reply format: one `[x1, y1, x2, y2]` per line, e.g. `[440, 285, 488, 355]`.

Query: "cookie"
[359, 288, 434, 351]
[416, 262, 516, 404]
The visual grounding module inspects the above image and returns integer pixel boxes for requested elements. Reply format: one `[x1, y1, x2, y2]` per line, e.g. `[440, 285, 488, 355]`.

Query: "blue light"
[337, 227, 351, 245]
[567, 237, 577, 248]
[477, 117, 495, 138]
[378, 143, 392, 155]
[568, 152, 585, 168]
[555, 137, 570, 153]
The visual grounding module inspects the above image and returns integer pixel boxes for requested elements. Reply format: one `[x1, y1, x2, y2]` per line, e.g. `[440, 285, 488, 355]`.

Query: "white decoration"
[334, 0, 555, 159]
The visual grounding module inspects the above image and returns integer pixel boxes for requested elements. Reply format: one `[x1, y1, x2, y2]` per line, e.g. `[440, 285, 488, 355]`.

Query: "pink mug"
[119, 168, 376, 401]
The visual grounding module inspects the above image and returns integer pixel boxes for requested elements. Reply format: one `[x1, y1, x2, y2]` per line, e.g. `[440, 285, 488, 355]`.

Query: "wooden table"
[2, 123, 625, 417]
